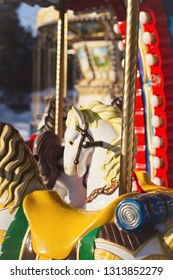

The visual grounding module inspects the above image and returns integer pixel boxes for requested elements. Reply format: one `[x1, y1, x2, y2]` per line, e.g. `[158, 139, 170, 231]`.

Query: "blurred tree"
[0, 3, 36, 100]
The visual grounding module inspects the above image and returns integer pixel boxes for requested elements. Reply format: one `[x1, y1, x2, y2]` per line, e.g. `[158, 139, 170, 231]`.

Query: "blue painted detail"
[116, 193, 173, 232]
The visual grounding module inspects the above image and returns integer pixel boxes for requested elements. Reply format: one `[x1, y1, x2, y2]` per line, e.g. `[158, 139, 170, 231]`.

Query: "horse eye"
[69, 141, 74, 145]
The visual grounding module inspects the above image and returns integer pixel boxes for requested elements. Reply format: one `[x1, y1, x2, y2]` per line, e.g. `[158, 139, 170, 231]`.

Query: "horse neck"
[87, 119, 118, 193]
[87, 148, 107, 189]
[53, 158, 87, 208]
[89, 120, 116, 180]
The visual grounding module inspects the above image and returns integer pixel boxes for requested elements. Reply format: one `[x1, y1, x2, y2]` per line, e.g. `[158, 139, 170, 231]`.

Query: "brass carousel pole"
[119, 0, 140, 195]
[55, 0, 68, 140]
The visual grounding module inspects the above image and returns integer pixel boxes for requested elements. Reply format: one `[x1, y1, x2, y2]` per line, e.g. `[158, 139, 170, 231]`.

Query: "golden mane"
[0, 122, 46, 213]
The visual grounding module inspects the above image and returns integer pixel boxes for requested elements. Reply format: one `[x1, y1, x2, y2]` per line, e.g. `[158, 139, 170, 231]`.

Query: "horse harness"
[73, 122, 119, 203]
[73, 122, 103, 165]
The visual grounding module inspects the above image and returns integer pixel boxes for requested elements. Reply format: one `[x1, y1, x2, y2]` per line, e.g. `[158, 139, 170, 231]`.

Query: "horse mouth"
[73, 164, 80, 177]
[76, 165, 81, 177]
[64, 164, 75, 176]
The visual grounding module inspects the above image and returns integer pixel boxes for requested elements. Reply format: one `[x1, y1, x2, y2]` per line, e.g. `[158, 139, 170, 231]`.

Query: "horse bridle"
[73, 122, 103, 165]
[73, 122, 119, 203]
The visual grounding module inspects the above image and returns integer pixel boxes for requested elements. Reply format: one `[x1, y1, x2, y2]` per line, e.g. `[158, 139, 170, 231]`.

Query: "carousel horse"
[32, 96, 86, 207]
[1, 112, 173, 259]
[64, 100, 124, 210]
[0, 122, 46, 258]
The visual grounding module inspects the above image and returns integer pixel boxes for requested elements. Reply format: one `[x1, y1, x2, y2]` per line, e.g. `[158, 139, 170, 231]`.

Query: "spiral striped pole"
[55, 16, 62, 136]
[55, 0, 68, 141]
[119, 0, 140, 195]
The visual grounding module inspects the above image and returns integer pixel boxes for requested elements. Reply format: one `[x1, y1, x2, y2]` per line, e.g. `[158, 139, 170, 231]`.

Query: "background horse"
[0, 122, 45, 258]
[33, 96, 86, 207]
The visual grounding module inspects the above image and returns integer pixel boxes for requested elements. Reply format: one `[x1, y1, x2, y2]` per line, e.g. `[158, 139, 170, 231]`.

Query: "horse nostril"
[69, 141, 73, 145]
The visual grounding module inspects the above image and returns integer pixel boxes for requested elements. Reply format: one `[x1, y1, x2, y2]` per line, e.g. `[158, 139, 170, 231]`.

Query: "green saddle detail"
[0, 206, 29, 260]
[79, 226, 102, 260]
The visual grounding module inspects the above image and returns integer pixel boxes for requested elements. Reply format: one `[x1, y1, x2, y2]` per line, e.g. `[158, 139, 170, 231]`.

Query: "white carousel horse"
[64, 100, 123, 210]
[1, 120, 173, 260]
[32, 96, 86, 208]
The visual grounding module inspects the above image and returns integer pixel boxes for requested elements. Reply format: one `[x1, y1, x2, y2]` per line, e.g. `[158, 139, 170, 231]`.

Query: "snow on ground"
[0, 103, 32, 140]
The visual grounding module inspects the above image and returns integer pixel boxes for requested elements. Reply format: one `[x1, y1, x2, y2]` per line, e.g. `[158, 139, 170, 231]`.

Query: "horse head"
[64, 106, 93, 178]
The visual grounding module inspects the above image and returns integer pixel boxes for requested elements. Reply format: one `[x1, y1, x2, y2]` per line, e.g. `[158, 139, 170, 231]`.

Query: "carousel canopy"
[0, 0, 126, 20]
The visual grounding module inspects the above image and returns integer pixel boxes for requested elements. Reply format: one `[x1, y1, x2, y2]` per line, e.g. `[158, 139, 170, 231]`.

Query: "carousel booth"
[32, 5, 123, 122]
[0, 0, 173, 260]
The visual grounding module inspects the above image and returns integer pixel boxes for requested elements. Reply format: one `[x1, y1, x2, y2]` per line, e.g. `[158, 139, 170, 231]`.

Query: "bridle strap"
[76, 123, 94, 142]
[73, 123, 94, 165]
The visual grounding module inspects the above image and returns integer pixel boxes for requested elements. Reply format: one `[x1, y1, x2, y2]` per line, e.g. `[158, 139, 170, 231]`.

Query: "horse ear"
[72, 106, 85, 126]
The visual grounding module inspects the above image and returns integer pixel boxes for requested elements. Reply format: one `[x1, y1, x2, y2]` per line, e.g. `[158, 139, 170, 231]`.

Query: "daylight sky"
[17, 3, 40, 36]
